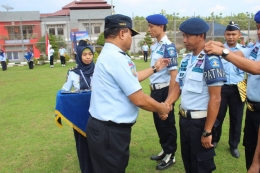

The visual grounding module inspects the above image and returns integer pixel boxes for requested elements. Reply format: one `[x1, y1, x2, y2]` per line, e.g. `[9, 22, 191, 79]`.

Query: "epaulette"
[69, 66, 77, 71]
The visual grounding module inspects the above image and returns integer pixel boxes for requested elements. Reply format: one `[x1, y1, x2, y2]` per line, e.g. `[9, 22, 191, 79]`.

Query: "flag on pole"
[73, 32, 78, 60]
[46, 31, 50, 60]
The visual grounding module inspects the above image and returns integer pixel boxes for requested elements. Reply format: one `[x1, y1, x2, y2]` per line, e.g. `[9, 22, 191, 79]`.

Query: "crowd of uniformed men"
[84, 10, 260, 173]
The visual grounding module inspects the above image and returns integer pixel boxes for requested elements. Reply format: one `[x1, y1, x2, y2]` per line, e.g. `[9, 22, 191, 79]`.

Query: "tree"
[35, 36, 46, 53]
[96, 32, 105, 46]
[35, 34, 67, 59]
[167, 30, 174, 42]
[143, 31, 153, 47]
[137, 31, 153, 55]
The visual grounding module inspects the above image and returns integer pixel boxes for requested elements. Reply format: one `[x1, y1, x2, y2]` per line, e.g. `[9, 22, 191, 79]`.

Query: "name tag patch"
[250, 46, 259, 59]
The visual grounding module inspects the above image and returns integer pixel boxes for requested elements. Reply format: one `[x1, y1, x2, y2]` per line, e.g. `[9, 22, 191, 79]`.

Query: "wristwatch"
[221, 48, 229, 57]
[202, 130, 212, 137]
[152, 66, 157, 73]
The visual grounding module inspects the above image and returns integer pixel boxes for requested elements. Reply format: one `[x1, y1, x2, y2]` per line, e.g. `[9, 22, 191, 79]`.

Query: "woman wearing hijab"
[61, 39, 94, 173]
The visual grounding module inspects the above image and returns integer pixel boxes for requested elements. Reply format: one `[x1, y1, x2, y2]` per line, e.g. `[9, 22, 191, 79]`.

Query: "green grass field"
[0, 60, 247, 173]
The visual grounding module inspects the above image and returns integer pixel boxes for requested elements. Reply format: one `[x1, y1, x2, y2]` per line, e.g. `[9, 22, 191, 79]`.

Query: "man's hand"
[158, 102, 172, 120]
[204, 41, 224, 56]
[201, 135, 214, 148]
[154, 58, 170, 72]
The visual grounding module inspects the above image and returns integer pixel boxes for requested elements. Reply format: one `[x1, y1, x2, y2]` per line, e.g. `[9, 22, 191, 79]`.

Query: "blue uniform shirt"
[142, 45, 149, 51]
[149, 35, 178, 84]
[241, 40, 260, 102]
[89, 43, 142, 123]
[176, 50, 226, 110]
[222, 43, 244, 84]
[62, 71, 92, 91]
[59, 48, 66, 56]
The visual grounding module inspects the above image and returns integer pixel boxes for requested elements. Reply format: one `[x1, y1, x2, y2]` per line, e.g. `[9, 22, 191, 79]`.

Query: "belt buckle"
[246, 102, 254, 111]
[179, 105, 186, 118]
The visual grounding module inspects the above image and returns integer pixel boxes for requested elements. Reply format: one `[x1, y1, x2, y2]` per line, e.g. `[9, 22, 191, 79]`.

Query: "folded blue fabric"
[55, 90, 91, 136]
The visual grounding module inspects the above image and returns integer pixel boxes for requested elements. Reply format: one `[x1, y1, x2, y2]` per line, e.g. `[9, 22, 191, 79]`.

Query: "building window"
[7, 52, 19, 60]
[94, 26, 100, 34]
[49, 28, 55, 35]
[57, 28, 64, 35]
[86, 27, 91, 34]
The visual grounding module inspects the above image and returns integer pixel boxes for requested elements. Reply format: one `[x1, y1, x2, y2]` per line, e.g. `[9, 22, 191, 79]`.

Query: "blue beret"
[254, 10, 260, 23]
[146, 14, 168, 25]
[226, 21, 240, 31]
[179, 18, 209, 35]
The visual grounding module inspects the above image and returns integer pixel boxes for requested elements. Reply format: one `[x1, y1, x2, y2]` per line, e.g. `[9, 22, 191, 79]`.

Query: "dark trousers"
[151, 86, 177, 155]
[243, 102, 260, 170]
[50, 55, 54, 65]
[73, 129, 93, 173]
[213, 85, 244, 149]
[143, 51, 148, 62]
[1, 61, 7, 71]
[60, 56, 65, 65]
[180, 114, 216, 173]
[28, 61, 34, 69]
[86, 116, 132, 173]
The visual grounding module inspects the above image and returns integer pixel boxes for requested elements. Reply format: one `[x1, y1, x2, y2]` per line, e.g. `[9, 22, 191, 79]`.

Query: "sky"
[1, 0, 260, 18]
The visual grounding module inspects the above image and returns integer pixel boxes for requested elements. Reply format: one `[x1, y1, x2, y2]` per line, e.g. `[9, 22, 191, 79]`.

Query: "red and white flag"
[45, 31, 50, 60]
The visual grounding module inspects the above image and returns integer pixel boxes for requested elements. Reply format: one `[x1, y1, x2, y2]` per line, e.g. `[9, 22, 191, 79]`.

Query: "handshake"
[158, 102, 172, 120]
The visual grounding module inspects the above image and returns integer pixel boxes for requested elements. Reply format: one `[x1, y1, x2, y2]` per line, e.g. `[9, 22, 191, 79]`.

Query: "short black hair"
[163, 25, 167, 32]
[104, 27, 129, 39]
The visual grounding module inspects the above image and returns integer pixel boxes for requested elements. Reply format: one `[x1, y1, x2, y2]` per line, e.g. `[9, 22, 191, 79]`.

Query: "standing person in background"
[212, 21, 245, 158]
[142, 42, 149, 62]
[146, 14, 178, 170]
[61, 39, 94, 173]
[59, 45, 66, 67]
[25, 48, 34, 69]
[49, 45, 55, 68]
[0, 47, 7, 71]
[204, 10, 260, 171]
[87, 14, 171, 173]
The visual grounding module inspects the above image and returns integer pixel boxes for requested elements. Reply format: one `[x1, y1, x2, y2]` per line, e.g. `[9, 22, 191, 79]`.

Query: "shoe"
[213, 142, 218, 148]
[151, 150, 165, 161]
[230, 148, 240, 158]
[156, 154, 175, 170]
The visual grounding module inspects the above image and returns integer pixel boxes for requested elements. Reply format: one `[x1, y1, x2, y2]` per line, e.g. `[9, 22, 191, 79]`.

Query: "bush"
[93, 52, 99, 63]
[33, 58, 38, 64]
[65, 54, 70, 61]
[6, 58, 9, 65]
[95, 47, 102, 54]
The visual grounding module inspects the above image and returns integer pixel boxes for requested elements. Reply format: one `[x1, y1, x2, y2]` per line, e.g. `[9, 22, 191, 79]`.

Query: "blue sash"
[55, 90, 91, 136]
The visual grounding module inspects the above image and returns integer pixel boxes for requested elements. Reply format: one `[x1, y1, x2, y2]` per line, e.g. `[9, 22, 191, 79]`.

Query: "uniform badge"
[210, 58, 220, 68]
[128, 61, 137, 77]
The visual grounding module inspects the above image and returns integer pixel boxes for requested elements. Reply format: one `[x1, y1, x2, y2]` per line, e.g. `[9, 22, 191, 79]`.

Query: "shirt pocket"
[186, 72, 204, 93]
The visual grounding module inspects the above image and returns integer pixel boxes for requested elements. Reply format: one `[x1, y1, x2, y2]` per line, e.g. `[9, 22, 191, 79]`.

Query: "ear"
[118, 29, 125, 40]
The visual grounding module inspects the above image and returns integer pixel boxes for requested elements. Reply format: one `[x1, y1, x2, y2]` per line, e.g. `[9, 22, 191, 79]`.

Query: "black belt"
[224, 84, 237, 86]
[92, 116, 135, 128]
